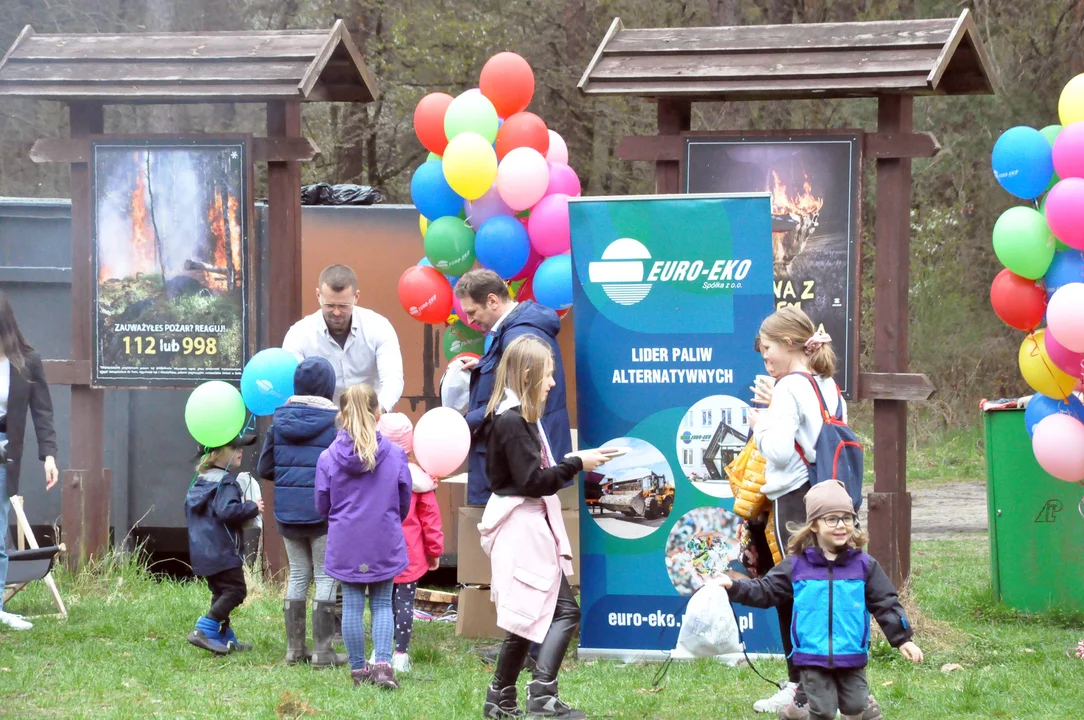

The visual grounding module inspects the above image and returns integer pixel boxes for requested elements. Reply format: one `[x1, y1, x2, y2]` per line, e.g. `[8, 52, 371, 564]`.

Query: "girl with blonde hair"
[315, 383, 412, 690]
[477, 336, 615, 718]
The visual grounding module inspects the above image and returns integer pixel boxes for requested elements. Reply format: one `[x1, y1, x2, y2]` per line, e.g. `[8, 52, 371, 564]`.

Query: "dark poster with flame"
[91, 138, 249, 387]
[684, 135, 860, 398]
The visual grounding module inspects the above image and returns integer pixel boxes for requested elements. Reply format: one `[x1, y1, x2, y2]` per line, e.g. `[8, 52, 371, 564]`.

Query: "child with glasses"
[714, 480, 923, 720]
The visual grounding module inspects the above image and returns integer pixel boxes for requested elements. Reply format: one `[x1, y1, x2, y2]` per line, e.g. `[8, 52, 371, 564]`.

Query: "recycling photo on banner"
[684, 134, 861, 398]
[568, 193, 780, 659]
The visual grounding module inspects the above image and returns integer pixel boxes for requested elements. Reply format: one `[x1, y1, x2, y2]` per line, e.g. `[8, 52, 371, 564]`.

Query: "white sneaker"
[0, 610, 33, 630]
[754, 682, 797, 713]
[391, 652, 412, 673]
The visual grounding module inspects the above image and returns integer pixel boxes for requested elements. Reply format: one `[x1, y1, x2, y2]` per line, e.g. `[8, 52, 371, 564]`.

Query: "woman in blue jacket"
[257, 356, 343, 667]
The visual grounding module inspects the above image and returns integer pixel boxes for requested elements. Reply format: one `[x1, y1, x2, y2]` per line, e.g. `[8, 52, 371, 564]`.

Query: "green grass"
[857, 424, 987, 490]
[2, 539, 1081, 719]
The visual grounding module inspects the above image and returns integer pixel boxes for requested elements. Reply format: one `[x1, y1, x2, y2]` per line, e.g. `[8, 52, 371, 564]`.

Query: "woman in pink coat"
[376, 412, 444, 674]
[476, 336, 613, 719]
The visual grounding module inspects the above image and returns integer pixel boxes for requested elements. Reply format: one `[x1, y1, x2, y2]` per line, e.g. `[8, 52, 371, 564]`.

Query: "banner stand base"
[577, 648, 784, 665]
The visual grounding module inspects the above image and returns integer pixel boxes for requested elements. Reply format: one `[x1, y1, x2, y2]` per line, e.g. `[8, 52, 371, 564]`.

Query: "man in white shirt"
[282, 264, 404, 412]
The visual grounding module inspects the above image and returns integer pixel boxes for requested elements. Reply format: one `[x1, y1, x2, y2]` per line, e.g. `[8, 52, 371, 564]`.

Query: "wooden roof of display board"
[578, 10, 996, 100]
[0, 19, 378, 104]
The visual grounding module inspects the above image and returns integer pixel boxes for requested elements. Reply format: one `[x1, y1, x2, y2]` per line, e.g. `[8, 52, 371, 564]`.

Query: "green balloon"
[425, 216, 476, 276]
[992, 206, 1055, 280]
[1041, 125, 1063, 193]
[185, 380, 246, 448]
[1038, 194, 1068, 249]
[444, 92, 499, 144]
[443, 321, 485, 360]
[427, 152, 441, 162]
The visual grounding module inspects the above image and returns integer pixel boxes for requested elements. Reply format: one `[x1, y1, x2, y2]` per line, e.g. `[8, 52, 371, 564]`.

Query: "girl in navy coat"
[257, 356, 344, 667]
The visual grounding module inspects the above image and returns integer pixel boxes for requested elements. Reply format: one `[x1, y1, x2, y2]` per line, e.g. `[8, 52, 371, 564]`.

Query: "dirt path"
[858, 481, 988, 541]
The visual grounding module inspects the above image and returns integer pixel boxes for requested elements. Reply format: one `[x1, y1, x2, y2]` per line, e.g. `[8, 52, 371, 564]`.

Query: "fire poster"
[92, 138, 249, 387]
[684, 135, 860, 397]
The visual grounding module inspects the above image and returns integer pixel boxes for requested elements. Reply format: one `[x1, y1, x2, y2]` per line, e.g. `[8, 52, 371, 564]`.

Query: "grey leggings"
[282, 534, 336, 602]
[393, 582, 417, 654]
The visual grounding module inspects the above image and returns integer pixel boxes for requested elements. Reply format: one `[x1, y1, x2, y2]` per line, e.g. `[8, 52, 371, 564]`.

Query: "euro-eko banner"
[568, 194, 780, 660]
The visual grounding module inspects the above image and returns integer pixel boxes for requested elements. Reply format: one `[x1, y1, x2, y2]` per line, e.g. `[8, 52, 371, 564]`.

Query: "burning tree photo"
[92, 140, 248, 385]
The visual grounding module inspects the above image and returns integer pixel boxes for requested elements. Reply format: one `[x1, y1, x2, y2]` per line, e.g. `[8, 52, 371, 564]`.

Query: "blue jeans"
[0, 431, 9, 613]
[341, 579, 394, 670]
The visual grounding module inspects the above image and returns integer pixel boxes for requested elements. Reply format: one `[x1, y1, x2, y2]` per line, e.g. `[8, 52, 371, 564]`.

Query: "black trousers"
[773, 483, 810, 688]
[801, 667, 869, 719]
[494, 574, 580, 688]
[206, 566, 247, 625]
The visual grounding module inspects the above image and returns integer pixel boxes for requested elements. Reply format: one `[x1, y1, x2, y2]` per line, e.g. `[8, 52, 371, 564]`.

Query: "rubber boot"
[311, 599, 348, 668]
[525, 679, 585, 719]
[483, 683, 523, 718]
[284, 599, 309, 664]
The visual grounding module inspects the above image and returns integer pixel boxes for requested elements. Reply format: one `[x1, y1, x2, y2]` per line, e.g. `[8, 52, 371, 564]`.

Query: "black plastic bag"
[300, 183, 384, 206]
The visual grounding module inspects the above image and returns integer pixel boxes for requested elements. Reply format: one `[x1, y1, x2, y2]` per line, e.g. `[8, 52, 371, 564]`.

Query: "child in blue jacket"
[715, 481, 923, 720]
[185, 433, 261, 655]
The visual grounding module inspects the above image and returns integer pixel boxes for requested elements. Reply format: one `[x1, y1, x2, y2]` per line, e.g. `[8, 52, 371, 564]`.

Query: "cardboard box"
[457, 505, 490, 585]
[456, 585, 502, 639]
[436, 474, 466, 563]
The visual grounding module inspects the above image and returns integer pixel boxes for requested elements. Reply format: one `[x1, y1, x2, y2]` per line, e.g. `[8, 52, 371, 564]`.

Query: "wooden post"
[262, 101, 303, 579]
[62, 101, 110, 570]
[868, 95, 914, 589]
[655, 100, 691, 194]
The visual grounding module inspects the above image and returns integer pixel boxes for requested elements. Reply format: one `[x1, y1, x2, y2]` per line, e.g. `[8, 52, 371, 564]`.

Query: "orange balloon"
[480, 52, 535, 119]
[414, 93, 453, 155]
[495, 112, 549, 161]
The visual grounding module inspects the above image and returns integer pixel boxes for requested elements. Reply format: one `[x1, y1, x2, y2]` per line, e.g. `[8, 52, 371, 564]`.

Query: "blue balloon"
[475, 215, 530, 279]
[418, 257, 458, 286]
[533, 254, 573, 310]
[241, 348, 299, 416]
[1025, 393, 1084, 436]
[992, 127, 1054, 200]
[410, 161, 463, 221]
[1043, 249, 1084, 297]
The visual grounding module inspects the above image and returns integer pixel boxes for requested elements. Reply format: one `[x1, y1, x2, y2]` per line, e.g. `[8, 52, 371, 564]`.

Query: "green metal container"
[985, 408, 1084, 613]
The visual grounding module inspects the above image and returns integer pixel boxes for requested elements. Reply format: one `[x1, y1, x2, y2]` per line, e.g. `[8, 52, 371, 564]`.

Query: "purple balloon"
[466, 186, 514, 230]
[546, 163, 582, 197]
[528, 194, 571, 257]
[1054, 122, 1084, 180]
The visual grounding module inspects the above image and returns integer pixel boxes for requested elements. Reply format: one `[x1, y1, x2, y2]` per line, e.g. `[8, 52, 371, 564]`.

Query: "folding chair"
[2, 496, 67, 619]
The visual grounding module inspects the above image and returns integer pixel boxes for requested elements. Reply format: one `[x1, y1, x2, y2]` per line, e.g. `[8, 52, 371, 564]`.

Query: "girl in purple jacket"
[315, 383, 412, 690]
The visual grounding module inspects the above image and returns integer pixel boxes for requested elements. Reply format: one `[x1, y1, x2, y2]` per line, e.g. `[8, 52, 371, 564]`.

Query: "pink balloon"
[466, 186, 513, 230]
[545, 130, 568, 164]
[1047, 282, 1084, 352]
[546, 163, 582, 197]
[528, 194, 571, 257]
[1053, 122, 1084, 179]
[1046, 327, 1084, 376]
[1032, 413, 1084, 481]
[512, 246, 542, 281]
[452, 291, 482, 331]
[496, 147, 550, 211]
[1043, 178, 1084, 249]
[413, 407, 471, 478]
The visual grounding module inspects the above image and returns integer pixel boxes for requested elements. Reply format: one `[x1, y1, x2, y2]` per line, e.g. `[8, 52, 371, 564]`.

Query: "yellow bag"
[724, 438, 769, 521]
[764, 509, 783, 566]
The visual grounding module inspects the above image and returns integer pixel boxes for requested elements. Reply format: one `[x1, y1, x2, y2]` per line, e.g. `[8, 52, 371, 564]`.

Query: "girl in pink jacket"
[376, 412, 444, 674]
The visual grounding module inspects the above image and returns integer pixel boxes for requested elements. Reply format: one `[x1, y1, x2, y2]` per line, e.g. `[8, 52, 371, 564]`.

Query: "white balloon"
[545, 130, 569, 165]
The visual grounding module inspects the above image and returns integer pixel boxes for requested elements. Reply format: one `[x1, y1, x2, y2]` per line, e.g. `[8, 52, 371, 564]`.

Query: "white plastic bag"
[440, 358, 472, 413]
[674, 583, 742, 658]
[235, 472, 262, 531]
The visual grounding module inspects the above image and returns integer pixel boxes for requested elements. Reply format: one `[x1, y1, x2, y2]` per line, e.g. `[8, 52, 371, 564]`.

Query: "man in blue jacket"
[453, 269, 573, 507]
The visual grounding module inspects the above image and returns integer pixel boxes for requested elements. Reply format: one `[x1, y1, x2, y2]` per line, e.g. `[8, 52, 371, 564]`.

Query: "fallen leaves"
[941, 663, 965, 673]
[275, 691, 318, 719]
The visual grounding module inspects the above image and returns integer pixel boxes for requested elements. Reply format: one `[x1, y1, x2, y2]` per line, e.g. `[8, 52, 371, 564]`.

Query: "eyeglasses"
[821, 514, 857, 528]
[319, 300, 354, 313]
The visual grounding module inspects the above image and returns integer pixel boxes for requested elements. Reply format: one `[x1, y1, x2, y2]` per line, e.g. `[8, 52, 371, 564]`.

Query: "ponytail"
[338, 383, 381, 471]
[807, 343, 837, 379]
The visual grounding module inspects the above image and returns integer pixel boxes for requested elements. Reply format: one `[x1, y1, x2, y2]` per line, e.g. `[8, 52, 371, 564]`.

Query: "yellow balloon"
[419, 215, 428, 238]
[1019, 330, 1078, 398]
[1060, 74, 1084, 125]
[442, 132, 498, 201]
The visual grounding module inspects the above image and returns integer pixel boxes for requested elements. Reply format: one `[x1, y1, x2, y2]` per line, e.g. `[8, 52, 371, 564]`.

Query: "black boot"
[483, 683, 522, 718]
[283, 599, 309, 664]
[311, 599, 348, 668]
[525, 679, 585, 719]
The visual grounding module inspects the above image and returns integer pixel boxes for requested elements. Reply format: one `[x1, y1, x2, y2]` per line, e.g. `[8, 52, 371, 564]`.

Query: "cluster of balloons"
[396, 51, 577, 362]
[989, 74, 1084, 482]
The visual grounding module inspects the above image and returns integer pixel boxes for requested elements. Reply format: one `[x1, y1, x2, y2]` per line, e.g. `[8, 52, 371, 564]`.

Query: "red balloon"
[990, 269, 1047, 331]
[557, 308, 570, 319]
[495, 112, 549, 161]
[414, 93, 453, 156]
[517, 274, 536, 303]
[511, 246, 543, 282]
[479, 52, 535, 118]
[399, 266, 453, 324]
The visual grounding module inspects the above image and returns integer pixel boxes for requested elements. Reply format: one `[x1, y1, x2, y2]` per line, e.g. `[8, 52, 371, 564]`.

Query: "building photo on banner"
[684, 133, 860, 397]
[92, 137, 251, 387]
[569, 193, 782, 660]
